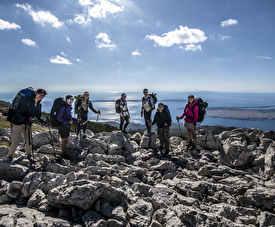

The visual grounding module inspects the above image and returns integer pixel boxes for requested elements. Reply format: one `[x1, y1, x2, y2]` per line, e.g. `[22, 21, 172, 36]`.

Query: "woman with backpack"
[75, 91, 101, 139]
[57, 95, 80, 159]
[150, 103, 171, 155]
[176, 95, 198, 151]
[119, 93, 130, 133]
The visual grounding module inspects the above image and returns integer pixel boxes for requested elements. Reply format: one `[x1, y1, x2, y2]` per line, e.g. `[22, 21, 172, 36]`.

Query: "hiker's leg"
[123, 115, 129, 130]
[76, 120, 80, 137]
[144, 111, 150, 131]
[119, 116, 124, 130]
[164, 127, 170, 153]
[191, 128, 196, 144]
[8, 124, 24, 157]
[61, 138, 68, 154]
[158, 128, 164, 149]
[82, 115, 87, 134]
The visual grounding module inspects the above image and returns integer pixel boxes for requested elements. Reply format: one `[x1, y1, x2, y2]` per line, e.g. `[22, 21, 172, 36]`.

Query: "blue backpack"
[7, 88, 35, 123]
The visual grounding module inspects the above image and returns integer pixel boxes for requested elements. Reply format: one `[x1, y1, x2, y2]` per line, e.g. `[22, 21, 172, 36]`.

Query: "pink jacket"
[179, 100, 198, 124]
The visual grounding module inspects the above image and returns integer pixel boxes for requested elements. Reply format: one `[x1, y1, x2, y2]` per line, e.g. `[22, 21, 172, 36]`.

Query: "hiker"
[150, 103, 171, 155]
[57, 95, 79, 159]
[7, 89, 48, 163]
[75, 91, 101, 139]
[176, 94, 198, 151]
[119, 93, 130, 133]
[141, 88, 154, 133]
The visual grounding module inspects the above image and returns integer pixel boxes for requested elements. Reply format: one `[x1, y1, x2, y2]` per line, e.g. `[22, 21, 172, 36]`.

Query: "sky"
[0, 0, 275, 94]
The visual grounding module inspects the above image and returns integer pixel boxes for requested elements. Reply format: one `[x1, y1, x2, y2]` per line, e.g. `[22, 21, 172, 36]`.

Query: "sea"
[1, 91, 275, 131]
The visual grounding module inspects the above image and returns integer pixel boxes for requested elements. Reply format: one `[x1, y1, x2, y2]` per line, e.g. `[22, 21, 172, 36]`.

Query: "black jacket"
[152, 109, 171, 128]
[13, 96, 44, 125]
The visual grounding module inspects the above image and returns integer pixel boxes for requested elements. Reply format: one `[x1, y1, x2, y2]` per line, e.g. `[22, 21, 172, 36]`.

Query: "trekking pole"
[46, 116, 56, 157]
[97, 113, 99, 122]
[26, 123, 35, 166]
[177, 118, 183, 137]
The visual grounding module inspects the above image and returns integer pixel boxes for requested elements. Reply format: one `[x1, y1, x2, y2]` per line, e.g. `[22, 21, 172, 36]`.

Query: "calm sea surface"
[1, 91, 275, 131]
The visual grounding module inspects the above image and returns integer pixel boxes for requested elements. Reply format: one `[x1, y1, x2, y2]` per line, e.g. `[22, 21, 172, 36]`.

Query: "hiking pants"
[9, 124, 32, 156]
[76, 115, 88, 136]
[158, 127, 170, 153]
[144, 110, 152, 131]
[120, 115, 129, 131]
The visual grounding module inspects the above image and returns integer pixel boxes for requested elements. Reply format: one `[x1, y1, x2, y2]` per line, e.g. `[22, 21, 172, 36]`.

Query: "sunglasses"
[68, 99, 74, 102]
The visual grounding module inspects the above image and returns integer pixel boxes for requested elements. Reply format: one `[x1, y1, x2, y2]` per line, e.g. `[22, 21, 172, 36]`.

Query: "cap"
[36, 89, 47, 95]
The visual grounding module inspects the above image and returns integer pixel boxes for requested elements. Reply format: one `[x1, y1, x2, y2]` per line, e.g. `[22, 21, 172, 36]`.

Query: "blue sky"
[0, 0, 274, 93]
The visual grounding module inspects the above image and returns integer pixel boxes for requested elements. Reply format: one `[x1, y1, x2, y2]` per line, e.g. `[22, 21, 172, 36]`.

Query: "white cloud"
[219, 34, 231, 40]
[50, 55, 72, 64]
[61, 52, 67, 57]
[95, 33, 116, 50]
[183, 44, 201, 52]
[131, 50, 141, 56]
[88, 0, 125, 19]
[15, 3, 63, 28]
[221, 19, 238, 27]
[256, 56, 272, 60]
[22, 38, 37, 47]
[79, 0, 93, 6]
[146, 26, 207, 47]
[65, 35, 71, 42]
[0, 19, 21, 30]
[74, 58, 82, 62]
[71, 15, 91, 25]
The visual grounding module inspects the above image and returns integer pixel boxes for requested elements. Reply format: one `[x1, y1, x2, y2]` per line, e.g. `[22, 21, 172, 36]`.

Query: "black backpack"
[7, 88, 35, 123]
[74, 94, 83, 115]
[50, 97, 67, 127]
[149, 93, 157, 104]
[163, 104, 172, 126]
[115, 99, 121, 113]
[191, 97, 208, 122]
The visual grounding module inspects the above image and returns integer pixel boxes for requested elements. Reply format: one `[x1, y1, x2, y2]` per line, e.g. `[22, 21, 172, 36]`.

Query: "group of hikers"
[6, 87, 200, 163]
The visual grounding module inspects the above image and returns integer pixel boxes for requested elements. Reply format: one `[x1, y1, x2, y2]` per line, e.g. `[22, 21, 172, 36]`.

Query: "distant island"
[207, 108, 275, 120]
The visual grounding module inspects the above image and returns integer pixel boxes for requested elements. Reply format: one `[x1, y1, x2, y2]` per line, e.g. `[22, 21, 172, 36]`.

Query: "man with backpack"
[7, 88, 48, 163]
[75, 91, 101, 139]
[141, 88, 155, 133]
[150, 103, 171, 155]
[119, 93, 130, 133]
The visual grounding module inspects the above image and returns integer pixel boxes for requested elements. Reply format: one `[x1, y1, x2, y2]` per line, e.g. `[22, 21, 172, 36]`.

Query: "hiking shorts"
[58, 125, 70, 138]
[184, 121, 196, 130]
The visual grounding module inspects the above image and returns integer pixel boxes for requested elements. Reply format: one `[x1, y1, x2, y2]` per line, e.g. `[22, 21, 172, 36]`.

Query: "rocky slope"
[0, 126, 275, 227]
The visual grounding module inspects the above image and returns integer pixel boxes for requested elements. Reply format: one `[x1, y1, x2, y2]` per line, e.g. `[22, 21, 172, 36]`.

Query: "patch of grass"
[0, 117, 11, 128]
[0, 141, 9, 147]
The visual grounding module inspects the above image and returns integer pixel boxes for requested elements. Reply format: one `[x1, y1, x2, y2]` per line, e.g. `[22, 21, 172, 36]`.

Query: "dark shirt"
[152, 109, 171, 128]
[76, 97, 97, 116]
[13, 97, 44, 125]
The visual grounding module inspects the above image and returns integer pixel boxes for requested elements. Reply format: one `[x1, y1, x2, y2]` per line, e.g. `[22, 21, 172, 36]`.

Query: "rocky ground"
[1, 125, 275, 226]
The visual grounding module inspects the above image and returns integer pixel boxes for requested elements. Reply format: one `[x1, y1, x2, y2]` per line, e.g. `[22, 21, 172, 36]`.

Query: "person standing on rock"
[176, 95, 198, 151]
[75, 91, 101, 139]
[7, 89, 48, 163]
[150, 103, 171, 155]
[57, 95, 79, 159]
[119, 93, 130, 133]
[141, 88, 154, 134]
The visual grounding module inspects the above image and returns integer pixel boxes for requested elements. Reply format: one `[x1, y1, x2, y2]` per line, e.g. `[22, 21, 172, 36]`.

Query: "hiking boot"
[7, 155, 13, 162]
[76, 136, 78, 140]
[83, 135, 87, 139]
[189, 144, 196, 151]
[186, 140, 193, 148]
[122, 130, 127, 134]
[27, 155, 37, 163]
[61, 152, 69, 160]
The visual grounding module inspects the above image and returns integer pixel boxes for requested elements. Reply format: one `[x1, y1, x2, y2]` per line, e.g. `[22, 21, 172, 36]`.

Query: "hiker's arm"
[88, 101, 98, 114]
[57, 106, 68, 123]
